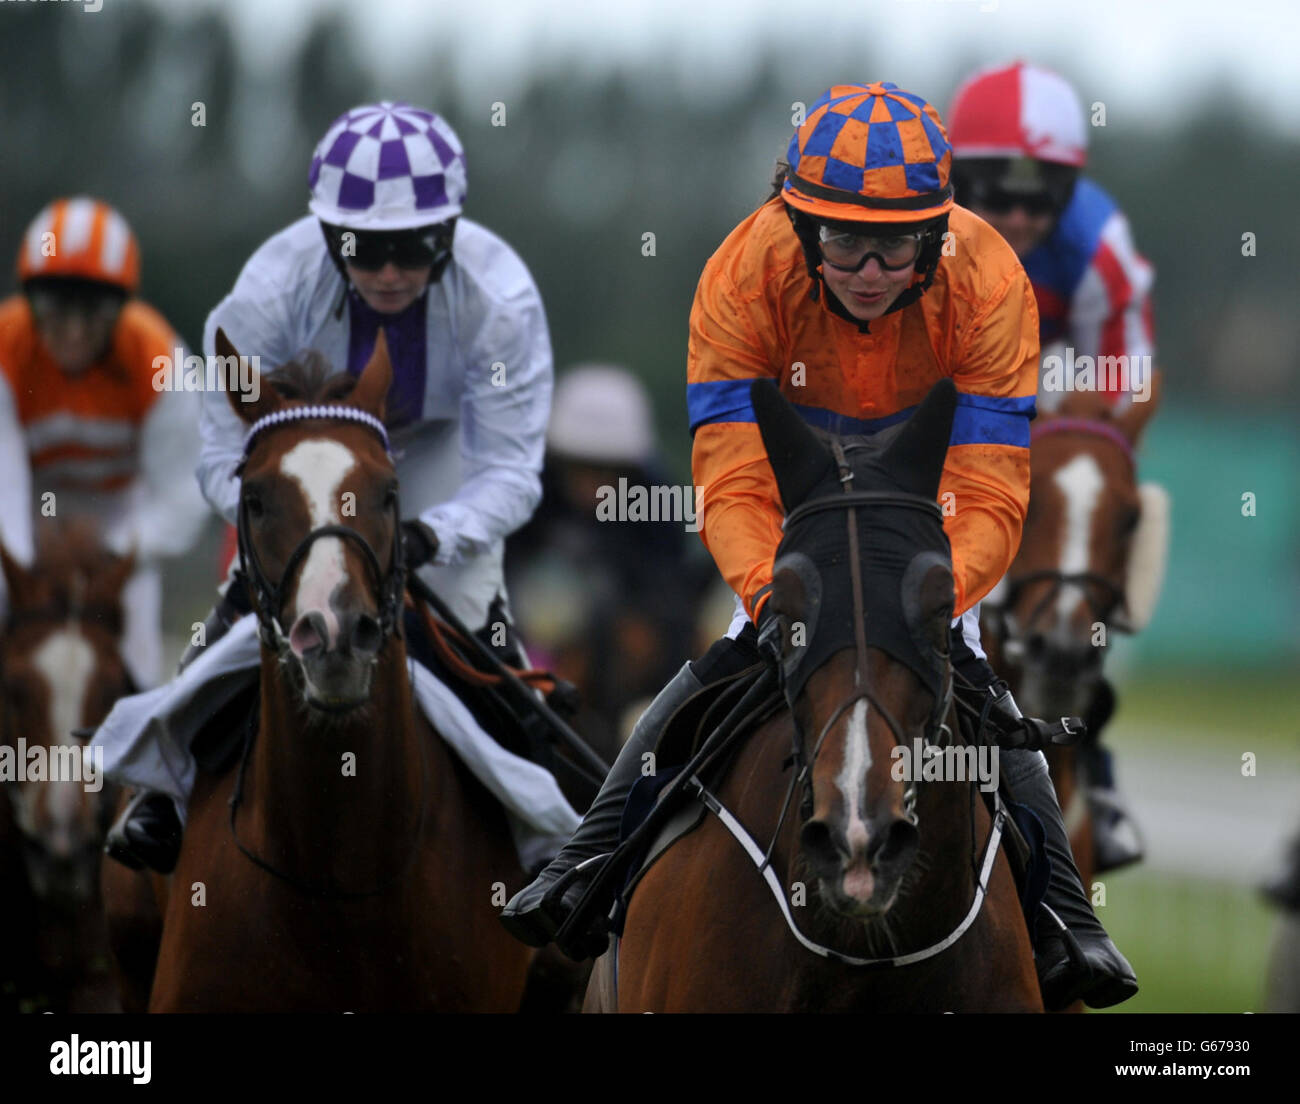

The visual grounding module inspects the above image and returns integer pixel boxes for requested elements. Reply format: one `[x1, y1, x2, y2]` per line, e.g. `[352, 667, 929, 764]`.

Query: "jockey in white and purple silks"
[104, 102, 556, 873]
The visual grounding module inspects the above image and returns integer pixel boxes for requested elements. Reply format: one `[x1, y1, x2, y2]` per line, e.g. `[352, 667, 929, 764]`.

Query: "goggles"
[817, 225, 925, 272]
[965, 187, 1059, 216]
[324, 224, 452, 272]
[953, 158, 1078, 218]
[26, 280, 125, 324]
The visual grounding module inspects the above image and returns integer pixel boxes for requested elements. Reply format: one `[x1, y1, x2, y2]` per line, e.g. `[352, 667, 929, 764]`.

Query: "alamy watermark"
[1041, 348, 1153, 402]
[891, 739, 999, 794]
[152, 347, 261, 402]
[595, 478, 704, 533]
[50, 1035, 150, 1084]
[0, 738, 103, 792]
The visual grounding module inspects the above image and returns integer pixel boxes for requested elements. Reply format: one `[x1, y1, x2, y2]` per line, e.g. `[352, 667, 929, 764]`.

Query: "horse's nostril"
[288, 611, 329, 658]
[868, 818, 918, 869]
[801, 819, 848, 872]
[350, 613, 382, 657]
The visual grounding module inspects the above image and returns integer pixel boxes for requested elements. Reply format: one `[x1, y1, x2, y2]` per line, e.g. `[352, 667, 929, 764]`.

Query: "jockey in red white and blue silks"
[947, 61, 1155, 411]
[948, 62, 1160, 874]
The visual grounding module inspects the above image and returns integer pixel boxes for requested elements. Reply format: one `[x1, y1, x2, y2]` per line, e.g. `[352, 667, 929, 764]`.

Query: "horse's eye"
[245, 493, 265, 520]
[383, 485, 399, 509]
[1119, 508, 1140, 537]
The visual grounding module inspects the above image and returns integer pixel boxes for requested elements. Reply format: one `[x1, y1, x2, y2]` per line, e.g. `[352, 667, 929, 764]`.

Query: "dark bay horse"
[980, 381, 1166, 889]
[1, 524, 135, 1012]
[105, 331, 533, 1011]
[593, 380, 1040, 1012]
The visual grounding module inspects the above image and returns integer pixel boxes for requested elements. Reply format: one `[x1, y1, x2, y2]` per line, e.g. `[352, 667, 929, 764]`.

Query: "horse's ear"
[350, 330, 392, 420]
[219, 328, 282, 425]
[879, 378, 957, 500]
[0, 542, 29, 599]
[1112, 366, 1161, 446]
[751, 379, 834, 512]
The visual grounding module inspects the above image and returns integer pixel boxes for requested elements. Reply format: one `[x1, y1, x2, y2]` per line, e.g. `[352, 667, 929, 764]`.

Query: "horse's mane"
[264, 350, 358, 406]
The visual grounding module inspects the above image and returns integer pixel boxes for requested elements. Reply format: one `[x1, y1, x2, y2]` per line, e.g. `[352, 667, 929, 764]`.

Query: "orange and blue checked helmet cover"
[783, 83, 955, 224]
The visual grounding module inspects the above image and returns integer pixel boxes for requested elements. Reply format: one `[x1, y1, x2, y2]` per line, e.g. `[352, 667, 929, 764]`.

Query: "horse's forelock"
[265, 351, 357, 406]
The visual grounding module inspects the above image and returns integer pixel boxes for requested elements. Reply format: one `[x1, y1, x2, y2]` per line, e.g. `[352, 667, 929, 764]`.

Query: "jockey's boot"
[104, 789, 183, 874]
[1079, 740, 1145, 873]
[177, 572, 253, 673]
[1002, 745, 1138, 1010]
[1076, 678, 1144, 873]
[1262, 831, 1300, 913]
[500, 661, 704, 959]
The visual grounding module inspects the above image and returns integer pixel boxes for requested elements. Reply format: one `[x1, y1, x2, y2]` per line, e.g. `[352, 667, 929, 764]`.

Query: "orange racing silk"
[687, 199, 1038, 619]
[0, 296, 177, 492]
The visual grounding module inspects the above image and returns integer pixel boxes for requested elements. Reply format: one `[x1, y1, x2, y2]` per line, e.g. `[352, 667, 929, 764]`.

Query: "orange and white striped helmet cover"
[16, 197, 140, 294]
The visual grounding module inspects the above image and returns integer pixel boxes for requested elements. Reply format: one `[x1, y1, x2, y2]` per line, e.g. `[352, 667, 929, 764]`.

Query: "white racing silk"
[198, 215, 553, 629]
[95, 615, 581, 869]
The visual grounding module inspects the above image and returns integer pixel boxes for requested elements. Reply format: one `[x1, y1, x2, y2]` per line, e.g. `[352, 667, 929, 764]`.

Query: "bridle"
[990, 417, 1135, 649]
[228, 401, 426, 898]
[690, 441, 1013, 969]
[779, 440, 954, 829]
[234, 404, 407, 650]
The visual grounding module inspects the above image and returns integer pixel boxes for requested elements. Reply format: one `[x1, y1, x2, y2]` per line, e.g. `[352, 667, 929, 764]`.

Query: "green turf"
[1106, 668, 1300, 759]
[1094, 868, 1287, 1013]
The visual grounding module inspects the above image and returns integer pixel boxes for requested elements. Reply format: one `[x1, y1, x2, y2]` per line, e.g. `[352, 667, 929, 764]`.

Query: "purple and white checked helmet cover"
[308, 101, 467, 230]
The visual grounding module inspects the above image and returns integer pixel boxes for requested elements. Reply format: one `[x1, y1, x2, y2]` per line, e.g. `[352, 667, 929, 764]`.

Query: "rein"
[227, 692, 430, 901]
[695, 778, 1007, 967]
[227, 401, 421, 898]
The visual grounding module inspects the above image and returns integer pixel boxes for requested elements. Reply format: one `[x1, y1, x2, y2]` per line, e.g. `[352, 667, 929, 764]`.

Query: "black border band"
[786, 172, 953, 212]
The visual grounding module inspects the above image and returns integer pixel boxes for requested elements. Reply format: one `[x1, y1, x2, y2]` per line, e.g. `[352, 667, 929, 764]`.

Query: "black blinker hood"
[753, 378, 958, 707]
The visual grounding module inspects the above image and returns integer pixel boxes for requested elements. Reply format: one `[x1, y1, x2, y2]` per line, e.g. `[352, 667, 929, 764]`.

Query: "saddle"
[607, 663, 782, 935]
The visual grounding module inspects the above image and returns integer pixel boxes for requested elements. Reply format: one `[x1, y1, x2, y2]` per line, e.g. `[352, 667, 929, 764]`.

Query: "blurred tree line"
[2, 0, 1298, 478]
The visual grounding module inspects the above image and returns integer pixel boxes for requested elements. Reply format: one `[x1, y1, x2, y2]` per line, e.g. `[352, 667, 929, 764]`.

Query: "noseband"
[782, 441, 954, 827]
[235, 404, 406, 649]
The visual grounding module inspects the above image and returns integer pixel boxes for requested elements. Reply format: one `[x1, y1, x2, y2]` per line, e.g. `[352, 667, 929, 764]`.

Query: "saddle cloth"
[94, 615, 581, 870]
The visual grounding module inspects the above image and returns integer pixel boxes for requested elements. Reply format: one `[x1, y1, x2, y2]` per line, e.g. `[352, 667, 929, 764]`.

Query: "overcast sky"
[152, 0, 1300, 135]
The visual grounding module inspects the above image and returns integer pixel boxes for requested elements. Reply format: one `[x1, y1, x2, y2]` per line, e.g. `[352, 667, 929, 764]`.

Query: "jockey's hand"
[402, 520, 439, 569]
[756, 604, 783, 667]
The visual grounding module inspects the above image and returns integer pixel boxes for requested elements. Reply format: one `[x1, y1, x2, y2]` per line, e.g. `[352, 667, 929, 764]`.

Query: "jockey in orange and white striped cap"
[0, 197, 210, 687]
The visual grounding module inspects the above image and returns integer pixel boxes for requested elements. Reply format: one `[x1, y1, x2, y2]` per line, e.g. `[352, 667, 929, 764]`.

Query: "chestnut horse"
[0, 524, 135, 1012]
[591, 380, 1040, 1012]
[106, 332, 532, 1011]
[980, 380, 1166, 890]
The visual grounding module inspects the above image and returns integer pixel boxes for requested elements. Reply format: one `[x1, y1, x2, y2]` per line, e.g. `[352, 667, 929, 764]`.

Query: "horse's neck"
[249, 643, 434, 878]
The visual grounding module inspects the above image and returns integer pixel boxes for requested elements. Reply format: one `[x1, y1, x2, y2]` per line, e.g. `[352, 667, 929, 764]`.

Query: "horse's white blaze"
[1052, 454, 1104, 625]
[30, 628, 95, 851]
[280, 438, 357, 649]
[839, 699, 872, 855]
